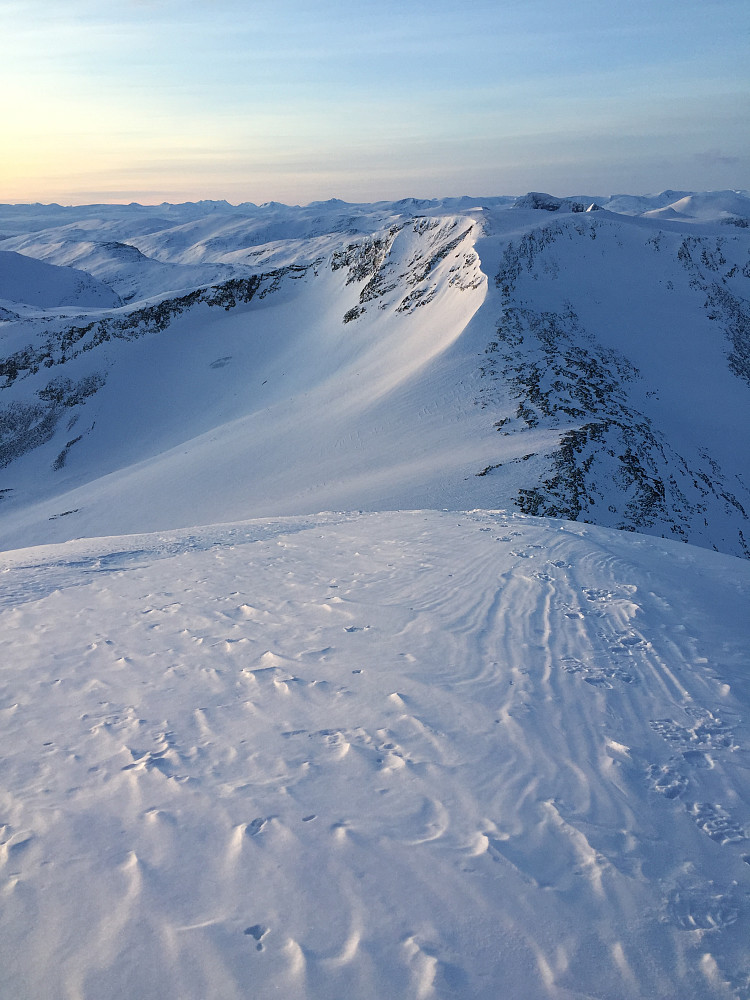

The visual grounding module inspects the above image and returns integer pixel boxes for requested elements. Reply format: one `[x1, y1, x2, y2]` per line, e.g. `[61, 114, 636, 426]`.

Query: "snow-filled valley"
[1, 191, 750, 999]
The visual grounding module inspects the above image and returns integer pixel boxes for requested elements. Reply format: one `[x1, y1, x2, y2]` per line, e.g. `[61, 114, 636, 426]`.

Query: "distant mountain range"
[1, 190, 749, 555]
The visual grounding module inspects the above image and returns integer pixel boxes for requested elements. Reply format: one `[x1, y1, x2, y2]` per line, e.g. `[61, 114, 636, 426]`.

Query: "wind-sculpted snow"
[1, 511, 749, 999]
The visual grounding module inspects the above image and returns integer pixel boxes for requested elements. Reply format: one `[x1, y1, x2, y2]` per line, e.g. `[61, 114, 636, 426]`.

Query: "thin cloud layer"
[2, 0, 748, 203]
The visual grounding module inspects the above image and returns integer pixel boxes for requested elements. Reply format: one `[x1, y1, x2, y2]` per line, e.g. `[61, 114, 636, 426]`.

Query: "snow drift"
[2, 510, 749, 1000]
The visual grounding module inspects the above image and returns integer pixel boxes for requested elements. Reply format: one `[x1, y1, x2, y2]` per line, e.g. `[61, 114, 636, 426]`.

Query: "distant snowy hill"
[0, 249, 121, 309]
[1, 193, 750, 1000]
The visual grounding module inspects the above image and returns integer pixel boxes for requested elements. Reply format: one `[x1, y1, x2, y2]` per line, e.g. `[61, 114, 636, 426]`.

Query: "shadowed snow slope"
[1, 510, 749, 1000]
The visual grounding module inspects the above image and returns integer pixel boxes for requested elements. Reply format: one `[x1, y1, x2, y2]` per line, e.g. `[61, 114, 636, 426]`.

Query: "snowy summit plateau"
[1, 190, 750, 1000]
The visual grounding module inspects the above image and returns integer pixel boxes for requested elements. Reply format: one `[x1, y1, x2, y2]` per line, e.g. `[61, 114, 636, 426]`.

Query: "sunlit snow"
[1, 192, 749, 999]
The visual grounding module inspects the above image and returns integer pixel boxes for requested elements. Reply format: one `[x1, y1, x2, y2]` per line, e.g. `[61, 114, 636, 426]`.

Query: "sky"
[2, 0, 749, 205]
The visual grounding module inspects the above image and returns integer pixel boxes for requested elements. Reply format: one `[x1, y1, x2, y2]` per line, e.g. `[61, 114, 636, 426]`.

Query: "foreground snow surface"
[2, 510, 749, 1000]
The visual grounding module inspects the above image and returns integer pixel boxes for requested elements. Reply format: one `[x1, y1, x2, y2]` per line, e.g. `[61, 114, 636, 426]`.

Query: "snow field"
[1, 511, 749, 999]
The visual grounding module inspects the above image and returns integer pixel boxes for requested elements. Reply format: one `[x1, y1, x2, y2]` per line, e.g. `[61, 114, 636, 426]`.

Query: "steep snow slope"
[1, 511, 748, 1000]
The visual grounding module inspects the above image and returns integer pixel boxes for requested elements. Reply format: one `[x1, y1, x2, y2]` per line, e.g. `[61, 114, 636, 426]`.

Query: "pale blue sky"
[3, 0, 748, 204]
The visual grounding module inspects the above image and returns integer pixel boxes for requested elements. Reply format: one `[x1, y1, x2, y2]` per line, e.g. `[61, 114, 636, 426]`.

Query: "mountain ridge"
[1, 193, 748, 556]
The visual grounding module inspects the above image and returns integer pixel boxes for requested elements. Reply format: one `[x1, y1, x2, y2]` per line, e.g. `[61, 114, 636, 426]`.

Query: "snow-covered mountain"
[1, 192, 750, 1000]
[0, 192, 748, 555]
[0, 249, 122, 310]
